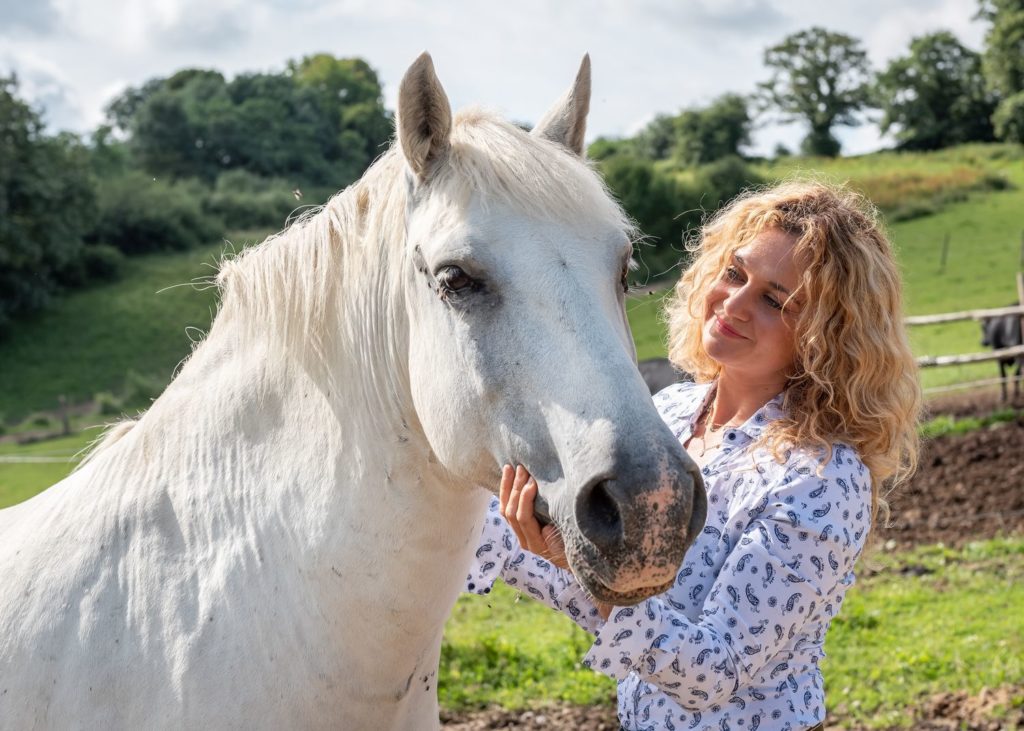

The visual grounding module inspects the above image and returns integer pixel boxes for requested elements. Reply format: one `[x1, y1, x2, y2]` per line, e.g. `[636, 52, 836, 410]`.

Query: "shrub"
[993, 91, 1024, 144]
[692, 155, 763, 209]
[205, 170, 300, 230]
[94, 392, 123, 417]
[81, 244, 125, 281]
[122, 370, 166, 409]
[90, 172, 222, 254]
[25, 412, 57, 430]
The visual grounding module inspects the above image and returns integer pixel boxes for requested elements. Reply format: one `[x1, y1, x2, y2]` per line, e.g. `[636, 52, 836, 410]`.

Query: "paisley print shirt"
[466, 381, 872, 731]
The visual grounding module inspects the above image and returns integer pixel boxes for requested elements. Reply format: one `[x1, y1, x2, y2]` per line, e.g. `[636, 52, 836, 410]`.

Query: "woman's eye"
[764, 295, 783, 311]
[437, 266, 475, 294]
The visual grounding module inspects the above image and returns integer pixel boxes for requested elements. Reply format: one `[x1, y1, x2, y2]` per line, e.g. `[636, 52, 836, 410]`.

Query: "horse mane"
[79, 108, 635, 464]
[215, 108, 633, 357]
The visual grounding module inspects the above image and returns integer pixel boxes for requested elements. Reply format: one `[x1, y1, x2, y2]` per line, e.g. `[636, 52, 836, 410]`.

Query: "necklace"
[692, 398, 726, 458]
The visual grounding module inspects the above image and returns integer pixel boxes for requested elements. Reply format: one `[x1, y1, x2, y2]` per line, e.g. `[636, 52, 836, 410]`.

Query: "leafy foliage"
[759, 27, 873, 156]
[875, 31, 996, 150]
[89, 172, 221, 254]
[106, 54, 392, 188]
[993, 90, 1024, 142]
[0, 76, 99, 332]
[979, 0, 1024, 98]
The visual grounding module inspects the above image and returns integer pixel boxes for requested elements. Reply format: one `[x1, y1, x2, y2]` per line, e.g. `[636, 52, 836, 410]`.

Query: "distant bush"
[81, 244, 126, 281]
[691, 155, 763, 210]
[94, 392, 122, 417]
[90, 172, 222, 254]
[993, 91, 1024, 144]
[600, 155, 761, 282]
[25, 412, 58, 430]
[122, 370, 166, 409]
[54, 244, 126, 288]
[205, 170, 301, 230]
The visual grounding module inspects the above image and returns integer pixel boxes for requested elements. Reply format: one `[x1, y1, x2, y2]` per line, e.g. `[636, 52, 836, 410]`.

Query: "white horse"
[0, 54, 705, 730]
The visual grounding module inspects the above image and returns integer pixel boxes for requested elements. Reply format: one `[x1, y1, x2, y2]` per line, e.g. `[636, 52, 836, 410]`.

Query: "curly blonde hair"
[665, 180, 921, 525]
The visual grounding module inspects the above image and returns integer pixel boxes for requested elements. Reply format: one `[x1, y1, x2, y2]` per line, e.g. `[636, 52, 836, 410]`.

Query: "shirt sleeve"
[582, 451, 871, 708]
[465, 496, 606, 633]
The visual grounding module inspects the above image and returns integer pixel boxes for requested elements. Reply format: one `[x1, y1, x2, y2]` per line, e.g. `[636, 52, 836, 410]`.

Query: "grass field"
[0, 231, 270, 423]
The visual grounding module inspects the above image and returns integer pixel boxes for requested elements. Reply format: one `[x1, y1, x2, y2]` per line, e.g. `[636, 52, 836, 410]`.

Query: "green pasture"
[0, 231, 270, 423]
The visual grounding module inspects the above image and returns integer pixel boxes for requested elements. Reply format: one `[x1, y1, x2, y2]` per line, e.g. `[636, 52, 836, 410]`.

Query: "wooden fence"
[910, 273, 1024, 395]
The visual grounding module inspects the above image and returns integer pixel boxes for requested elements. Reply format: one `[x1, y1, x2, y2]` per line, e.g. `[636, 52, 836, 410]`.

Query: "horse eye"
[437, 266, 474, 293]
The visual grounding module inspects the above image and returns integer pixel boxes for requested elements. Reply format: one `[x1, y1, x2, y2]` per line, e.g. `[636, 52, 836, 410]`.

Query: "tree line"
[2, 2, 1023, 332]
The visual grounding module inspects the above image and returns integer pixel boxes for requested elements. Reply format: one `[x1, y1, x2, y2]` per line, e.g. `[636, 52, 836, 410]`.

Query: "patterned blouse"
[465, 381, 872, 731]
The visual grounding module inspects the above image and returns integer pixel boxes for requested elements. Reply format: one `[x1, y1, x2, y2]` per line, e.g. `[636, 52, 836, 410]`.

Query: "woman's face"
[701, 228, 804, 390]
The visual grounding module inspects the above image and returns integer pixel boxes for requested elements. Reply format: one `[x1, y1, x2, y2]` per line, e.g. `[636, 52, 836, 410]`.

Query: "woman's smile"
[713, 315, 746, 339]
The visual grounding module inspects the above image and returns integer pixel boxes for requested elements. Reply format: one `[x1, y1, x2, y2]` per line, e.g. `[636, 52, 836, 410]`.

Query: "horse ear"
[397, 52, 453, 182]
[531, 54, 591, 157]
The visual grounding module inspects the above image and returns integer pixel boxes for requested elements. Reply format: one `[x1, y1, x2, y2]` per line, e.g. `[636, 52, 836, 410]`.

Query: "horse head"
[395, 53, 706, 605]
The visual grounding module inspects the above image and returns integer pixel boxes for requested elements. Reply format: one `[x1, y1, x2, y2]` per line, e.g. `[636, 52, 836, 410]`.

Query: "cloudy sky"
[0, 0, 986, 156]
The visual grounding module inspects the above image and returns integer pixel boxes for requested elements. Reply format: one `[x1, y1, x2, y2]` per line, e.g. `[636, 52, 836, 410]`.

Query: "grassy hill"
[0, 232, 269, 424]
[1, 143, 1023, 429]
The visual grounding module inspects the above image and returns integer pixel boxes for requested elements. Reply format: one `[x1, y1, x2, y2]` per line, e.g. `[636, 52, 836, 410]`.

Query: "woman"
[465, 180, 921, 731]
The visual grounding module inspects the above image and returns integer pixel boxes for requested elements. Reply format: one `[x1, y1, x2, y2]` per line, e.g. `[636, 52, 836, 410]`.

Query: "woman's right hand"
[498, 465, 570, 571]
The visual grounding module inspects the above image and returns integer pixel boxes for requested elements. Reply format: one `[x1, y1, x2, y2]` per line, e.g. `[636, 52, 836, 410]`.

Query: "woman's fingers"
[516, 479, 549, 556]
[499, 465, 557, 561]
[503, 465, 531, 549]
[540, 524, 570, 570]
[498, 464, 514, 513]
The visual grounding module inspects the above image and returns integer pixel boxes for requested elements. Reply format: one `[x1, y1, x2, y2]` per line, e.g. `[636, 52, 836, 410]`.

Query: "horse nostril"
[576, 477, 623, 553]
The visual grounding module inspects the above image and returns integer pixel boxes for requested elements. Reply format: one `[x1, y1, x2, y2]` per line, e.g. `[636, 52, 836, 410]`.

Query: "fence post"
[939, 232, 950, 273]
[58, 395, 70, 437]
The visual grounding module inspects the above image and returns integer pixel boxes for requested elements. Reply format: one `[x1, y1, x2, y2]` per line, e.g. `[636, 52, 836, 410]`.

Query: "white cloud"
[0, 0, 989, 154]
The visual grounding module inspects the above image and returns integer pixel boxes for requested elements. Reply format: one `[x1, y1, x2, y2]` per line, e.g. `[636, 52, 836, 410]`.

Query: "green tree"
[0, 76, 98, 331]
[288, 54, 393, 181]
[979, 0, 1024, 141]
[673, 94, 752, 166]
[875, 31, 996, 150]
[632, 114, 678, 160]
[107, 55, 392, 186]
[759, 27, 873, 156]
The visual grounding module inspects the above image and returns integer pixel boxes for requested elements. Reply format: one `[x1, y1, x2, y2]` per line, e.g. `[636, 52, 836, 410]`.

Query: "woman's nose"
[722, 285, 750, 319]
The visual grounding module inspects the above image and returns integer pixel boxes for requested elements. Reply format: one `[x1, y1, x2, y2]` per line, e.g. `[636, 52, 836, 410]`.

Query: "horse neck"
[101, 167, 490, 670]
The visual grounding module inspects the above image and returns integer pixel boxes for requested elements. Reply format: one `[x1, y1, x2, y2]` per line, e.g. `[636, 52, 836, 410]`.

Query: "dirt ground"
[444, 391, 1024, 731]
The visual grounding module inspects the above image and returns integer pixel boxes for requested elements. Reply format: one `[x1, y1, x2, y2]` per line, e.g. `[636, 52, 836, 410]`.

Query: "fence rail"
[915, 344, 1024, 368]
[904, 304, 1024, 326]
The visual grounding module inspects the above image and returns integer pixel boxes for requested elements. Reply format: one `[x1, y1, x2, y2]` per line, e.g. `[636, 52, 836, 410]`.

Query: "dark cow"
[981, 309, 1024, 402]
[638, 357, 691, 395]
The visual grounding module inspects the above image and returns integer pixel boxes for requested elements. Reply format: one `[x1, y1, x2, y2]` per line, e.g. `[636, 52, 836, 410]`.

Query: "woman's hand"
[498, 465, 570, 571]
[498, 465, 615, 620]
